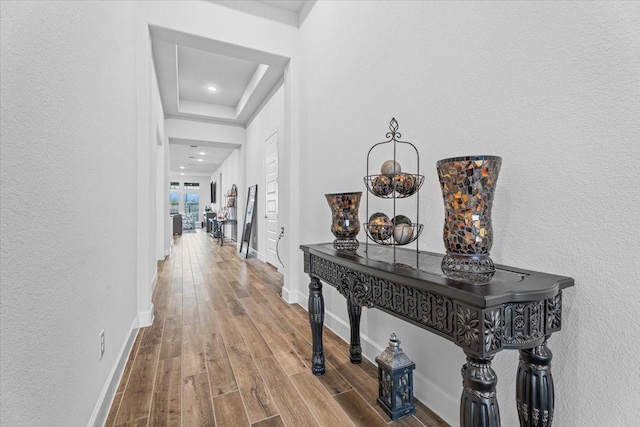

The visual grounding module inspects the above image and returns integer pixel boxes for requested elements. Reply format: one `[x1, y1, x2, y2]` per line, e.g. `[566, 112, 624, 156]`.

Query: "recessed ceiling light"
[199, 152, 206, 155]
[207, 86, 217, 92]
[179, 166, 185, 169]
[180, 173, 184, 175]
[197, 159, 203, 162]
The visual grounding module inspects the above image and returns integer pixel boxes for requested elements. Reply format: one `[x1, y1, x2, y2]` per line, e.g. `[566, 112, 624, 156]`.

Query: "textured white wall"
[244, 85, 286, 259]
[294, 1, 640, 425]
[0, 2, 140, 426]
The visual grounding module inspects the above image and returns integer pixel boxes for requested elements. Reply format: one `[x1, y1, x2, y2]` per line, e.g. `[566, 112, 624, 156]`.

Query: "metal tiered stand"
[363, 118, 424, 263]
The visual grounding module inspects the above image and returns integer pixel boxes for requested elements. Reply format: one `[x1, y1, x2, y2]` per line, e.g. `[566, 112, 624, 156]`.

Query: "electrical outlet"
[99, 330, 105, 360]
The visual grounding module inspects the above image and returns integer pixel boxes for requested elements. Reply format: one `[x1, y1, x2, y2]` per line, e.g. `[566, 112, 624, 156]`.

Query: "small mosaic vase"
[436, 156, 502, 281]
[325, 192, 362, 251]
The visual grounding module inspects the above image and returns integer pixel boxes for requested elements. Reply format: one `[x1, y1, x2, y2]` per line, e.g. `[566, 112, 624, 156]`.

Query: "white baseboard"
[249, 247, 265, 262]
[138, 303, 154, 328]
[280, 286, 300, 304]
[88, 318, 139, 427]
[151, 270, 158, 293]
[413, 370, 458, 425]
[285, 289, 306, 305]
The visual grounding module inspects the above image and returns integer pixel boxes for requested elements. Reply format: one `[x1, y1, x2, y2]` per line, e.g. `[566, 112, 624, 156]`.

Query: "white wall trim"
[88, 318, 139, 427]
[138, 303, 154, 328]
[284, 289, 305, 305]
[151, 269, 158, 293]
[413, 371, 459, 425]
[280, 286, 299, 304]
[249, 247, 265, 262]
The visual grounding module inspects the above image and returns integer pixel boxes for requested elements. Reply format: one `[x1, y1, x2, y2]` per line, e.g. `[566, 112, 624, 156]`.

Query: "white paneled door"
[265, 131, 279, 268]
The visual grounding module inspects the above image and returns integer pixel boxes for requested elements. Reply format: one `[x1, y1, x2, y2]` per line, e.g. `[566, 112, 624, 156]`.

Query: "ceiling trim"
[151, 25, 289, 127]
[168, 137, 241, 150]
[150, 25, 290, 67]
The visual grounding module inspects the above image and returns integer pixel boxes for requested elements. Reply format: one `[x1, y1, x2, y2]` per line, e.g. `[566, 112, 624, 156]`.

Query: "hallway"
[105, 231, 448, 427]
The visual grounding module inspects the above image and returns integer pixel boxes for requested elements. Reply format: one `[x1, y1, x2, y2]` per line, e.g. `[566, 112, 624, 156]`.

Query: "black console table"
[301, 243, 574, 427]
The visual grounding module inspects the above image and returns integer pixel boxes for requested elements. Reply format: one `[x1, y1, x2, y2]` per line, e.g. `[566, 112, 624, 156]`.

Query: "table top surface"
[301, 242, 574, 308]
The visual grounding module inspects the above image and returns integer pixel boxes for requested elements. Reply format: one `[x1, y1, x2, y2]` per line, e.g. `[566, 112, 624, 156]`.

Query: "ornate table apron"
[301, 244, 573, 427]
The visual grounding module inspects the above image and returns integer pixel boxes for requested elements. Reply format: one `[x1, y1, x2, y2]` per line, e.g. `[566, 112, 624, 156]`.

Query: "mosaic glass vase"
[325, 192, 362, 251]
[436, 156, 502, 281]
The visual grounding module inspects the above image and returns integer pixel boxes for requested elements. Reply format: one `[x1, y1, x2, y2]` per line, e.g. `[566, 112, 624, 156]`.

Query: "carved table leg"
[308, 277, 325, 375]
[347, 298, 362, 363]
[516, 340, 554, 427]
[460, 353, 500, 427]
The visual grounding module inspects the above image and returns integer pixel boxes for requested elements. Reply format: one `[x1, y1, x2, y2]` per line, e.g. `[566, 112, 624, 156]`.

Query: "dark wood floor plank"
[202, 330, 238, 396]
[413, 400, 450, 427]
[115, 344, 160, 425]
[215, 307, 245, 347]
[247, 281, 269, 304]
[284, 330, 313, 364]
[256, 323, 307, 375]
[323, 340, 393, 421]
[389, 414, 428, 427]
[182, 373, 215, 426]
[228, 343, 278, 423]
[213, 390, 249, 426]
[314, 363, 353, 396]
[240, 296, 273, 325]
[182, 324, 207, 378]
[251, 415, 285, 427]
[165, 293, 183, 319]
[290, 370, 356, 427]
[140, 314, 164, 348]
[170, 276, 182, 294]
[259, 300, 296, 334]
[223, 292, 248, 317]
[115, 417, 148, 427]
[196, 302, 218, 335]
[334, 389, 388, 427]
[212, 274, 235, 294]
[116, 330, 144, 394]
[192, 271, 205, 286]
[105, 392, 123, 427]
[254, 355, 320, 427]
[235, 315, 273, 359]
[194, 285, 210, 305]
[148, 357, 181, 427]
[182, 295, 199, 326]
[159, 315, 182, 361]
[206, 283, 228, 311]
[228, 279, 251, 298]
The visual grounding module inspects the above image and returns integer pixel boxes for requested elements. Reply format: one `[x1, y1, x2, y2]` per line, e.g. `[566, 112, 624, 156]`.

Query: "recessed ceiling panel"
[177, 46, 258, 107]
[169, 138, 239, 175]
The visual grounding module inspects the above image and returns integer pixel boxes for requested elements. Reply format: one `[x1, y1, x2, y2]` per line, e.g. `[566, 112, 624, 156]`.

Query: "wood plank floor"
[106, 230, 450, 427]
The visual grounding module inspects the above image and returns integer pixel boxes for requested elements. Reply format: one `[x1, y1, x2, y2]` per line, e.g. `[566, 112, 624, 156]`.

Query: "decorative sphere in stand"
[368, 212, 392, 241]
[371, 175, 394, 196]
[392, 215, 412, 227]
[393, 173, 416, 195]
[381, 160, 402, 176]
[393, 223, 414, 244]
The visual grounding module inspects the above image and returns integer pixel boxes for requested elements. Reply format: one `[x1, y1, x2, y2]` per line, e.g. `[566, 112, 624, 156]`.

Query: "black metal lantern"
[375, 333, 416, 420]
